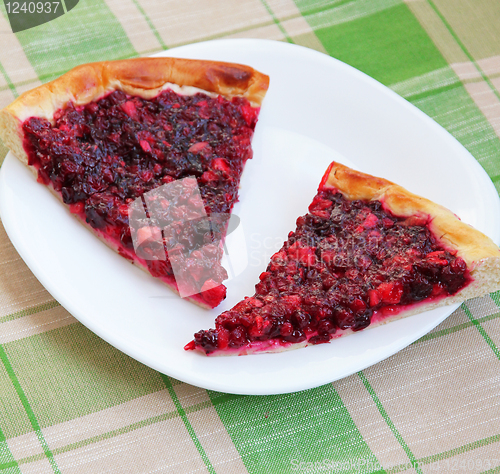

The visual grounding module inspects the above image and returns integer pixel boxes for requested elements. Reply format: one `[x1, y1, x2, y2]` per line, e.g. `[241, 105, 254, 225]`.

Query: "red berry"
[201, 280, 227, 307]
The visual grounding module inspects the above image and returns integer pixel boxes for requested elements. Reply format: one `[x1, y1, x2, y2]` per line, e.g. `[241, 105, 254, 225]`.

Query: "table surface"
[1, 1, 500, 473]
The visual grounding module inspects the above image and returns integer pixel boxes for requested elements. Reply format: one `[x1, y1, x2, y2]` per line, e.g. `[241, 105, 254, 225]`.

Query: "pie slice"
[0, 58, 269, 308]
[186, 162, 500, 355]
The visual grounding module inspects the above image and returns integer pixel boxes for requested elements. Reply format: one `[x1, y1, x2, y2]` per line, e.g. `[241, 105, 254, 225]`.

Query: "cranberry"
[283, 329, 307, 343]
[291, 310, 310, 329]
[194, 329, 218, 354]
[201, 280, 227, 307]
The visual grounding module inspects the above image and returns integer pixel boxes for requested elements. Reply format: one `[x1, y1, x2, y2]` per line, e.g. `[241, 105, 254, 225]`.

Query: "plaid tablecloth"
[1, 1, 500, 473]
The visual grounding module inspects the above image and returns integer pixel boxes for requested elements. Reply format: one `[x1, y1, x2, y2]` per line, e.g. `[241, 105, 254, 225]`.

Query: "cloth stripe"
[408, 84, 500, 195]
[0, 345, 60, 473]
[0, 426, 20, 474]
[0, 301, 60, 325]
[307, 2, 449, 86]
[0, 62, 17, 99]
[482, 469, 500, 474]
[335, 375, 420, 471]
[3, 395, 217, 469]
[491, 291, 500, 307]
[425, 0, 500, 100]
[0, 306, 76, 344]
[410, 433, 500, 471]
[298, 0, 402, 32]
[482, 467, 500, 474]
[129, 0, 167, 50]
[404, 0, 468, 65]
[101, 0, 163, 55]
[463, 304, 500, 361]
[11, 0, 138, 83]
[415, 309, 500, 344]
[208, 385, 382, 474]
[0, 5, 41, 91]
[358, 372, 423, 474]
[0, 304, 495, 469]
[161, 374, 216, 474]
[259, 0, 294, 43]
[132, 0, 275, 50]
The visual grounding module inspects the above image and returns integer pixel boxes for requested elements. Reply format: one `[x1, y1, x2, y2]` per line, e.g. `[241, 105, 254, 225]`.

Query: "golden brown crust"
[7, 57, 268, 118]
[0, 57, 269, 166]
[322, 162, 500, 296]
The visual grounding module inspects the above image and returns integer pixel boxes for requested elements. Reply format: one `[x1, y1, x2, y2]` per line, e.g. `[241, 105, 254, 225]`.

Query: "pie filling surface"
[22, 89, 260, 307]
[187, 185, 471, 354]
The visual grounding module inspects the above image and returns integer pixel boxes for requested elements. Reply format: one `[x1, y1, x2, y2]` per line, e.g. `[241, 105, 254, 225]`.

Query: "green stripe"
[296, 0, 355, 18]
[0, 423, 21, 474]
[144, 14, 307, 51]
[260, 0, 294, 44]
[0, 79, 39, 95]
[358, 372, 423, 474]
[385, 431, 500, 473]
[0, 345, 61, 474]
[3, 324, 165, 435]
[209, 385, 383, 474]
[462, 304, 500, 361]
[161, 375, 216, 474]
[401, 82, 462, 102]
[413, 433, 500, 471]
[130, 0, 167, 50]
[308, 3, 448, 86]
[490, 291, 500, 308]
[481, 466, 500, 474]
[0, 301, 61, 324]
[409, 84, 500, 196]
[209, 392, 240, 406]
[0, 61, 18, 99]
[415, 310, 500, 344]
[425, 0, 500, 102]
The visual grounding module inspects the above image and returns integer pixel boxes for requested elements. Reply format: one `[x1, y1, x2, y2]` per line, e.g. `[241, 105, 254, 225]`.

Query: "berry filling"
[188, 189, 471, 354]
[21, 89, 260, 307]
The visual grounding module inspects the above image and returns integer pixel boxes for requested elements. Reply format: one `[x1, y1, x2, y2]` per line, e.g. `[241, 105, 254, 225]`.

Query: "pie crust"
[0, 57, 269, 169]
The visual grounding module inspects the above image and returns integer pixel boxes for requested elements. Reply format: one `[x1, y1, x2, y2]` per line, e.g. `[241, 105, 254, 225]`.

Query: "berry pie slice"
[0, 58, 269, 308]
[187, 162, 500, 355]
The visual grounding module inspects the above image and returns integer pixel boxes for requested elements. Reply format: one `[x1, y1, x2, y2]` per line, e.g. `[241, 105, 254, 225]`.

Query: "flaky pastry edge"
[0, 57, 269, 168]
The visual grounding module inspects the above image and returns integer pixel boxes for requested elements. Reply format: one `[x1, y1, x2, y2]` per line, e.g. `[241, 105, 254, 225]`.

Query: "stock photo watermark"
[290, 457, 500, 472]
[130, 177, 252, 301]
[3, 0, 79, 32]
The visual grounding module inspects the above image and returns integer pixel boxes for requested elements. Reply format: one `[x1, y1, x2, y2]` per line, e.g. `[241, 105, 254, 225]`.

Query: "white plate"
[1, 39, 499, 395]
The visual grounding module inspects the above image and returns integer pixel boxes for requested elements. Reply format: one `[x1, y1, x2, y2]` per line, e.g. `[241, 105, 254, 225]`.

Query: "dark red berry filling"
[21, 89, 259, 307]
[189, 189, 471, 354]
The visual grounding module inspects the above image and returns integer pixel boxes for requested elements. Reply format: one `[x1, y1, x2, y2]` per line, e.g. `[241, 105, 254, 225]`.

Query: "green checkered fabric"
[1, 1, 500, 472]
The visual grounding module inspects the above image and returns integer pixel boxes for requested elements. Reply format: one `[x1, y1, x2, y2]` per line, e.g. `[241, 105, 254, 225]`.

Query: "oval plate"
[1, 39, 499, 395]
